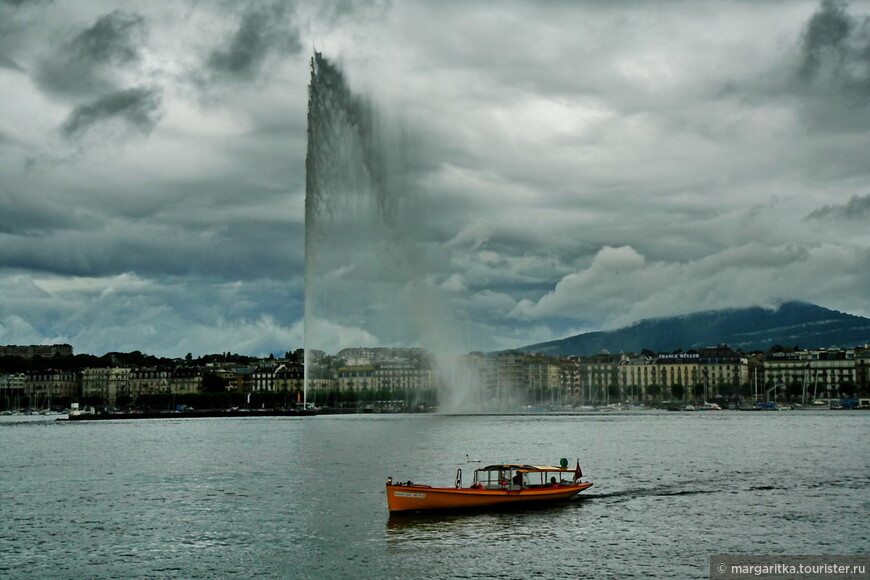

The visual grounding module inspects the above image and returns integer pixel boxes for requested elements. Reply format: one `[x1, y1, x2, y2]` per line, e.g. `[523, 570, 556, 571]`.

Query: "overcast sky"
[1, 0, 869, 357]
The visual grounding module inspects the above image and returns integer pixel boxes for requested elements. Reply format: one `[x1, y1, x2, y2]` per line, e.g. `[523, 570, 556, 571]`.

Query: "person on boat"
[512, 472, 523, 487]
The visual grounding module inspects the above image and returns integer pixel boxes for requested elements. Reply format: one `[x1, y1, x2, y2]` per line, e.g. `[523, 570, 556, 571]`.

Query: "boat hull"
[386, 482, 593, 514]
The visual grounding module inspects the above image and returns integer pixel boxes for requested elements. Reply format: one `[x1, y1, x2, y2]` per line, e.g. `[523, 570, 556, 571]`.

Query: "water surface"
[1, 412, 867, 579]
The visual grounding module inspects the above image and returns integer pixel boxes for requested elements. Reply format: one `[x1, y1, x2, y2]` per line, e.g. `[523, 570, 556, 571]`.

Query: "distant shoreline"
[51, 407, 865, 421]
[61, 409, 319, 421]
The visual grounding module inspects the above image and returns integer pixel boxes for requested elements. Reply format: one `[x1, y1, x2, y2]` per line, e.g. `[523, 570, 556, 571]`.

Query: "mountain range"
[517, 302, 870, 356]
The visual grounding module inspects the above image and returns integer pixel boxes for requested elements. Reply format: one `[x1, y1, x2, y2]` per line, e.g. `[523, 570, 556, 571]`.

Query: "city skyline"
[2, 0, 869, 358]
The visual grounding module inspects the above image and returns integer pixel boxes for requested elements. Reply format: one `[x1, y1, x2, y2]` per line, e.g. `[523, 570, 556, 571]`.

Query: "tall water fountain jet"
[303, 52, 480, 412]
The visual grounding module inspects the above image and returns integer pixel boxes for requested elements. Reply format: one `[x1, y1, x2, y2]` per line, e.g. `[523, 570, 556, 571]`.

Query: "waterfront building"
[305, 357, 436, 402]
[230, 368, 255, 392]
[275, 362, 304, 392]
[0, 373, 27, 390]
[559, 357, 583, 407]
[335, 347, 425, 366]
[304, 365, 334, 392]
[207, 368, 237, 392]
[1, 373, 26, 408]
[305, 349, 326, 365]
[252, 362, 304, 392]
[26, 369, 80, 405]
[126, 368, 172, 400]
[482, 351, 527, 404]
[252, 365, 277, 392]
[613, 346, 750, 404]
[81, 367, 131, 408]
[762, 347, 858, 401]
[577, 353, 622, 404]
[696, 345, 749, 401]
[619, 355, 661, 403]
[1, 343, 863, 412]
[0, 344, 73, 358]
[337, 348, 383, 365]
[526, 355, 563, 407]
[857, 347, 870, 393]
[477, 351, 623, 407]
[336, 364, 373, 390]
[171, 367, 203, 394]
[762, 350, 813, 402]
[807, 348, 857, 398]
[654, 353, 699, 395]
[371, 362, 436, 392]
[477, 351, 627, 407]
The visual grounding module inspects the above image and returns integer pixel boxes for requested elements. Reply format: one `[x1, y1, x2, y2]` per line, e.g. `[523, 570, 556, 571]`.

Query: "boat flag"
[574, 460, 583, 481]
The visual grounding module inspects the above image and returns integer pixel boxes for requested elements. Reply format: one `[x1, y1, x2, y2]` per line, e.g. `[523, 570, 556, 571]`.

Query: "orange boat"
[386, 460, 593, 514]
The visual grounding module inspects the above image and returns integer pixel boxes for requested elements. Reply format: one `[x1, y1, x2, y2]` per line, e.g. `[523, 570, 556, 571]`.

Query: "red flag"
[574, 460, 583, 481]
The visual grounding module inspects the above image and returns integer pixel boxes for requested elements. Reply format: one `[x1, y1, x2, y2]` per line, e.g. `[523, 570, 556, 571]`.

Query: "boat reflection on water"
[385, 498, 587, 550]
[386, 500, 588, 530]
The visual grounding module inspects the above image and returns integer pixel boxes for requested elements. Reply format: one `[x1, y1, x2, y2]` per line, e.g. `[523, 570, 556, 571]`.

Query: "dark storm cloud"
[0, 0, 39, 72]
[0, 190, 76, 235]
[0, 208, 303, 281]
[312, 0, 389, 24]
[4, 0, 870, 357]
[35, 10, 147, 98]
[805, 193, 870, 219]
[0, 0, 46, 5]
[205, 3, 302, 82]
[799, 0, 853, 77]
[69, 10, 144, 65]
[797, 0, 870, 100]
[0, 54, 23, 70]
[59, 87, 162, 140]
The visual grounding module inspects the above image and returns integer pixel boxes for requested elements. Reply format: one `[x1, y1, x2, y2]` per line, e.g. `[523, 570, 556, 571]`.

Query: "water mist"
[303, 52, 481, 412]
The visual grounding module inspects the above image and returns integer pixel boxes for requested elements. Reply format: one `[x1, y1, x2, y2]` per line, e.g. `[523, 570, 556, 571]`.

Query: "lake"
[1, 411, 867, 579]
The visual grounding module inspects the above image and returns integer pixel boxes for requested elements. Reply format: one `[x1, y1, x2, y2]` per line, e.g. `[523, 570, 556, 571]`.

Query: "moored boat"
[386, 460, 593, 514]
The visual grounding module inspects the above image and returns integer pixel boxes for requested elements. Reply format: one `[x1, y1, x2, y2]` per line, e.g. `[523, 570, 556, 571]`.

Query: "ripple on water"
[0, 413, 867, 579]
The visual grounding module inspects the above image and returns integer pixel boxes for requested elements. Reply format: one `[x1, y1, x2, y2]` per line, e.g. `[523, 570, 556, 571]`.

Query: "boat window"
[473, 469, 570, 488]
[474, 469, 511, 488]
[525, 471, 567, 487]
[526, 472, 545, 486]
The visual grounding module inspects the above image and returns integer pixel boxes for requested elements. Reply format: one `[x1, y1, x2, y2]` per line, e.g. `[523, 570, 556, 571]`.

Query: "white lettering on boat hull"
[394, 491, 426, 498]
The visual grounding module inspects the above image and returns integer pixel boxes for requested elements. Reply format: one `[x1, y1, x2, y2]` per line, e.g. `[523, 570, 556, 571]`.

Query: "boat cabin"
[471, 464, 576, 490]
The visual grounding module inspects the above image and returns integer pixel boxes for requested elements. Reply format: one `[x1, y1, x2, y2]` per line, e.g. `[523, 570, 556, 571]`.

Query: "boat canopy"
[477, 464, 572, 473]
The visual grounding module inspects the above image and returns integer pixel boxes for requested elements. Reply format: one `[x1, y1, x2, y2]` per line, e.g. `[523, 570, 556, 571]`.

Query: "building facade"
[762, 347, 859, 401]
[26, 369, 80, 404]
[252, 362, 304, 393]
[0, 344, 73, 358]
[171, 367, 203, 394]
[126, 368, 173, 400]
[81, 368, 131, 408]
